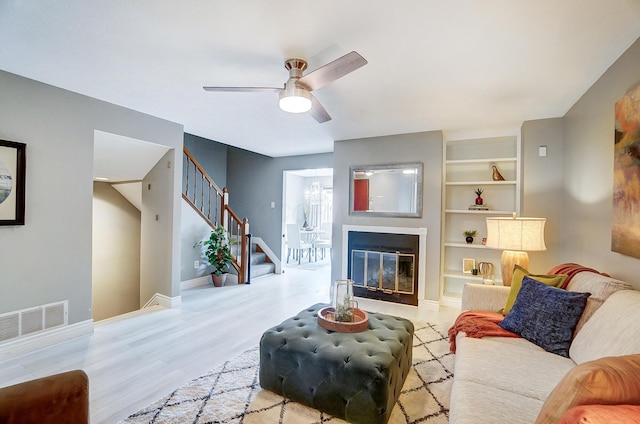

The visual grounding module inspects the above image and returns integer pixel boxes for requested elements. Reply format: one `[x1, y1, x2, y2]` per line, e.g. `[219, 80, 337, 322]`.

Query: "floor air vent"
[0, 301, 68, 343]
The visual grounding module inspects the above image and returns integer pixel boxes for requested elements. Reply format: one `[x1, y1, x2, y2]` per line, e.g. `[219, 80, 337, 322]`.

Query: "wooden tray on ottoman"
[317, 306, 369, 333]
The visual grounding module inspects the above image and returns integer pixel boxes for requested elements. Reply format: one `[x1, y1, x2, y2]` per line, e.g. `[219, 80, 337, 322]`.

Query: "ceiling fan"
[203, 51, 367, 123]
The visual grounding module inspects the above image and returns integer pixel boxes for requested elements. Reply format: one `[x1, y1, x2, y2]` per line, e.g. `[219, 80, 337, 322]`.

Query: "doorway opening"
[282, 168, 333, 270]
[92, 130, 171, 321]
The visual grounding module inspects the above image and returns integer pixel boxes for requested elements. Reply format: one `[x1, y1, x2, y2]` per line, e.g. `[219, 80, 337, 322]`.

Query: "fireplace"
[345, 229, 421, 306]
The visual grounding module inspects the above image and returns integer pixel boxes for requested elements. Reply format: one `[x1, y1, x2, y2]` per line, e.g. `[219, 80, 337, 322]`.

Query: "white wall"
[284, 172, 306, 227]
[92, 182, 140, 320]
[0, 70, 183, 324]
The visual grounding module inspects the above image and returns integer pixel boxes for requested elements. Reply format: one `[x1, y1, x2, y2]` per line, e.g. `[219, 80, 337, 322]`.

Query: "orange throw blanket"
[546, 263, 610, 289]
[448, 310, 520, 353]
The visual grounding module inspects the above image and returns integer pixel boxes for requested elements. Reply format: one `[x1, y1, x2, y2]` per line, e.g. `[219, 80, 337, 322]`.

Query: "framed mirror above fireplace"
[349, 162, 423, 218]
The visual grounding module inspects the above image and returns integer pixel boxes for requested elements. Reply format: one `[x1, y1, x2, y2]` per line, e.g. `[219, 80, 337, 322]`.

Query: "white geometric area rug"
[120, 321, 454, 424]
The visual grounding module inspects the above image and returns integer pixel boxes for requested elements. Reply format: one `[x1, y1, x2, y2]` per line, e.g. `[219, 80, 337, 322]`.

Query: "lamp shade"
[485, 216, 547, 251]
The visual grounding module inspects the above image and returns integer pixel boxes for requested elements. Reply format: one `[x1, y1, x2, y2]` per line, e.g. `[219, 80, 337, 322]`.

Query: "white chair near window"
[286, 224, 313, 264]
[314, 222, 332, 260]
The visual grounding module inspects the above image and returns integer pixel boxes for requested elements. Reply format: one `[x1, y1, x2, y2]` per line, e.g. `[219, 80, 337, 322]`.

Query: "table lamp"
[485, 215, 546, 286]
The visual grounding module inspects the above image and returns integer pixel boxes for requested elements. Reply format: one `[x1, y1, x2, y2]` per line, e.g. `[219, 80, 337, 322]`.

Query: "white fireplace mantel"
[342, 225, 428, 308]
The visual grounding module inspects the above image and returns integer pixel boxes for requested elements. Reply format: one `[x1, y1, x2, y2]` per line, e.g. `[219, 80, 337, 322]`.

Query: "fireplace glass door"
[351, 250, 415, 295]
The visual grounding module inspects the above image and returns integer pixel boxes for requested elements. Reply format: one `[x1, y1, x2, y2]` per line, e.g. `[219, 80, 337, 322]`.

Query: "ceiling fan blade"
[203, 86, 281, 92]
[308, 95, 331, 123]
[297, 51, 367, 91]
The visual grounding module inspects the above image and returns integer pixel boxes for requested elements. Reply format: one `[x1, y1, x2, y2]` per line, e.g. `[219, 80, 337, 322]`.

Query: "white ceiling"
[2, 1, 640, 158]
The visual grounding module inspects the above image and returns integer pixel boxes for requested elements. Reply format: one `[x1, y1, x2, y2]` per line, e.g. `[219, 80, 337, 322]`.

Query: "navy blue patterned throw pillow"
[499, 276, 591, 357]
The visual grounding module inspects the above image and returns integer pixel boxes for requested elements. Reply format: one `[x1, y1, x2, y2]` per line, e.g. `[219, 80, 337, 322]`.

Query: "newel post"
[221, 187, 229, 229]
[241, 217, 249, 283]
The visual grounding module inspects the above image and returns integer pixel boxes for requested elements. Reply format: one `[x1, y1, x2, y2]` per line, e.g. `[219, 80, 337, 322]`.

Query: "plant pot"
[211, 273, 227, 287]
[465, 236, 474, 244]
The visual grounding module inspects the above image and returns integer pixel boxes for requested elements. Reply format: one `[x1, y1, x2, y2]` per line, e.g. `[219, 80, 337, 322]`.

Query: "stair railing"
[183, 147, 250, 283]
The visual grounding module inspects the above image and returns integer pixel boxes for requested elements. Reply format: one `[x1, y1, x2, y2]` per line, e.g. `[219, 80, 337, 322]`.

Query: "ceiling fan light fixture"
[204, 51, 367, 123]
[279, 85, 312, 113]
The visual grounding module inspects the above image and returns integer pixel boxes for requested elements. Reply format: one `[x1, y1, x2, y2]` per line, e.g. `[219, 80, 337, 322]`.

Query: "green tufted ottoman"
[259, 304, 414, 424]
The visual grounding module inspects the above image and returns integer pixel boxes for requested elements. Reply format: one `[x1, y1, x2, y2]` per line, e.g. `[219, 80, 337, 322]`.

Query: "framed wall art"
[612, 85, 640, 257]
[0, 140, 26, 226]
[462, 258, 475, 274]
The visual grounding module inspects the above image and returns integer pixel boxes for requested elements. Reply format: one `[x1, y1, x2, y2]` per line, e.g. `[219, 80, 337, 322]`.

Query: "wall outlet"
[194, 260, 200, 268]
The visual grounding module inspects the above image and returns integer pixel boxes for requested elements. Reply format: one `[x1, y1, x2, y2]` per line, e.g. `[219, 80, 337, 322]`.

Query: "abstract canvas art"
[612, 84, 640, 257]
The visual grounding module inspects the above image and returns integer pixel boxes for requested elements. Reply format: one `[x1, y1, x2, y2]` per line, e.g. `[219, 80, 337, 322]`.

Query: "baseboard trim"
[440, 296, 462, 309]
[418, 299, 441, 311]
[0, 319, 94, 362]
[142, 293, 182, 309]
[180, 276, 211, 290]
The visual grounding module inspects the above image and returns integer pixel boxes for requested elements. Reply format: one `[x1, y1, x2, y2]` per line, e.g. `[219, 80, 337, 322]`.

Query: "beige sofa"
[450, 271, 640, 424]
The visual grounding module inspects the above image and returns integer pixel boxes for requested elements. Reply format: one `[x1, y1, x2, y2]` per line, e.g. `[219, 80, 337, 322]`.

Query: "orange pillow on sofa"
[535, 354, 640, 424]
[558, 404, 640, 424]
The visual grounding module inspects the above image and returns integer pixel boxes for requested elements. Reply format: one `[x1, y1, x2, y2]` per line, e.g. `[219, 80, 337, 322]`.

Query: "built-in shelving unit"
[440, 129, 521, 305]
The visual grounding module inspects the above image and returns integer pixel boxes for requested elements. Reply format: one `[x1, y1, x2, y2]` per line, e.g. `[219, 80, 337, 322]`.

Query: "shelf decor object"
[474, 187, 484, 205]
[463, 229, 477, 244]
[478, 261, 495, 285]
[462, 258, 476, 274]
[318, 279, 369, 332]
[492, 164, 505, 181]
[485, 215, 547, 286]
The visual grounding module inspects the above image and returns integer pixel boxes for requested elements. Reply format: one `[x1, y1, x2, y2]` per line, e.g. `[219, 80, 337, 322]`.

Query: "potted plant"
[463, 229, 478, 244]
[203, 225, 234, 287]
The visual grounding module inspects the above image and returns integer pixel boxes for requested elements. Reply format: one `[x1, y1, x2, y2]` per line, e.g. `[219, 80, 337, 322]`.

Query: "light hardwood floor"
[0, 262, 459, 423]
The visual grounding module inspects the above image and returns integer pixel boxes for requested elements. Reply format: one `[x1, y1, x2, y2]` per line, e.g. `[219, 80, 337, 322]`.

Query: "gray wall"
[142, 149, 181, 299]
[184, 133, 227, 189]
[0, 70, 183, 324]
[332, 131, 443, 302]
[226, 147, 333, 257]
[181, 134, 228, 282]
[180, 199, 213, 281]
[521, 118, 565, 273]
[560, 37, 640, 285]
[92, 182, 141, 321]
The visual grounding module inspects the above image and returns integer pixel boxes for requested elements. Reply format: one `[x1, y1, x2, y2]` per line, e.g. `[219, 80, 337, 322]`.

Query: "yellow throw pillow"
[535, 354, 640, 424]
[501, 265, 567, 315]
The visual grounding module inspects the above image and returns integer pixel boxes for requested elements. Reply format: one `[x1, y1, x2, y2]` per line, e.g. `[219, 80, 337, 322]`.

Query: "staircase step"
[251, 262, 275, 279]
[250, 251, 267, 265]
